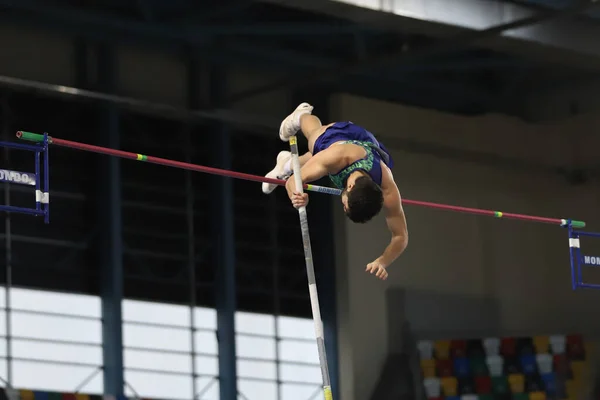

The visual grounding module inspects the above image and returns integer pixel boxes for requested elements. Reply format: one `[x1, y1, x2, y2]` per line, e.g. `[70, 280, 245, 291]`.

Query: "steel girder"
[234, 0, 597, 100]
[255, 0, 600, 69]
[0, 0, 543, 117]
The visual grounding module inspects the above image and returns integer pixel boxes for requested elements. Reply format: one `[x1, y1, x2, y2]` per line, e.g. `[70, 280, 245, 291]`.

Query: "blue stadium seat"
[33, 392, 48, 400]
[520, 354, 537, 375]
[453, 357, 470, 378]
[541, 372, 557, 397]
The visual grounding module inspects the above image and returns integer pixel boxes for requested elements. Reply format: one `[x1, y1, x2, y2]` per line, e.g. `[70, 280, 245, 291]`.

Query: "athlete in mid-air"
[262, 103, 408, 280]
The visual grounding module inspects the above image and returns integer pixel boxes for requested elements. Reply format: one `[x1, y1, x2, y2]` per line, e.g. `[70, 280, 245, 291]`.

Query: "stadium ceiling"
[0, 0, 599, 120]
[258, 0, 600, 69]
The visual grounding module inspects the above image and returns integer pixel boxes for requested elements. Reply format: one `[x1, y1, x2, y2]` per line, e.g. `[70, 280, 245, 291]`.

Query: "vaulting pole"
[288, 135, 332, 400]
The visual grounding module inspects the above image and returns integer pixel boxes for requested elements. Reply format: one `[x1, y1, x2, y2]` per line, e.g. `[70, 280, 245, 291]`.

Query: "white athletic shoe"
[262, 151, 293, 194]
[279, 102, 314, 142]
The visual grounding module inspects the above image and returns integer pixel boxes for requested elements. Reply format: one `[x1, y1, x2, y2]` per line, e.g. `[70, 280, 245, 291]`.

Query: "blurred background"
[2, 0, 600, 400]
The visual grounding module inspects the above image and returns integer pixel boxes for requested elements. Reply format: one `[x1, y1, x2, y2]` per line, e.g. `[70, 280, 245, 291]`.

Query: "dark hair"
[345, 176, 384, 223]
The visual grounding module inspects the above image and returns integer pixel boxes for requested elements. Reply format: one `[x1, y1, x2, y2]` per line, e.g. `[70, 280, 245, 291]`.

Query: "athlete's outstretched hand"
[366, 260, 388, 280]
[291, 192, 309, 209]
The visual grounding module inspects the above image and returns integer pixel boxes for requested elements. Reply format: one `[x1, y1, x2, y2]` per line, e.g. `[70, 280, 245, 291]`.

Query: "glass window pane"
[123, 299, 189, 326]
[236, 335, 276, 360]
[194, 330, 218, 355]
[237, 359, 276, 380]
[278, 340, 319, 363]
[281, 383, 320, 400]
[13, 360, 103, 393]
[125, 369, 192, 399]
[11, 312, 102, 344]
[236, 312, 275, 336]
[13, 339, 102, 365]
[123, 323, 191, 352]
[10, 288, 100, 318]
[196, 376, 219, 400]
[125, 348, 191, 374]
[279, 362, 322, 384]
[194, 355, 219, 376]
[0, 358, 6, 381]
[277, 316, 314, 340]
[238, 379, 277, 400]
[0, 310, 5, 336]
[194, 307, 217, 330]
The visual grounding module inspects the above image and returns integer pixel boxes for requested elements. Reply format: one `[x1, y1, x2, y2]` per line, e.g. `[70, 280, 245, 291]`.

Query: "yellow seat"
[434, 339, 451, 359]
[421, 358, 437, 378]
[508, 373, 525, 393]
[529, 391, 546, 400]
[533, 336, 549, 354]
[19, 391, 34, 400]
[441, 376, 458, 397]
[570, 360, 589, 381]
[566, 379, 583, 399]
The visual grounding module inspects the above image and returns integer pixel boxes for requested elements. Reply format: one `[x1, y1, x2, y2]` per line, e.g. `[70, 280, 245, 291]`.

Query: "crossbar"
[15, 130, 585, 228]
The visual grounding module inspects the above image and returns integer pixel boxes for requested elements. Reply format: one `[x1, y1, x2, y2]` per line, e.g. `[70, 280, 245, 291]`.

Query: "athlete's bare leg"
[263, 102, 330, 194]
[299, 114, 333, 153]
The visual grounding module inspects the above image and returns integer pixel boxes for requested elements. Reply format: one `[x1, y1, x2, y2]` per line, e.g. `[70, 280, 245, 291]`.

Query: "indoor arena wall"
[330, 93, 600, 400]
[0, 22, 292, 123]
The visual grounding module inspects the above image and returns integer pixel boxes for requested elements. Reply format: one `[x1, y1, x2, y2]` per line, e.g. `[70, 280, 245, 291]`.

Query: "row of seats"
[421, 354, 585, 378]
[423, 371, 588, 398]
[418, 335, 585, 361]
[0, 388, 133, 400]
[427, 393, 566, 400]
[419, 334, 591, 400]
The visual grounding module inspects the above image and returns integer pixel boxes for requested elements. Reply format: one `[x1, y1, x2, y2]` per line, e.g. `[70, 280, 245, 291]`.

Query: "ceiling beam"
[255, 0, 600, 69]
[0, 75, 282, 131]
[0, 0, 378, 37]
[229, 0, 596, 102]
[0, 0, 497, 108]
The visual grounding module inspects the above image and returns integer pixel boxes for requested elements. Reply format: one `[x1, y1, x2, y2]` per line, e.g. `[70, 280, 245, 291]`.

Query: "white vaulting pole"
[288, 135, 333, 400]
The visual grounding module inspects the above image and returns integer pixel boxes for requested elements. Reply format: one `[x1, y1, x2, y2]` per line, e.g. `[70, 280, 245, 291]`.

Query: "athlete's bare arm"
[375, 168, 409, 268]
[284, 146, 345, 200]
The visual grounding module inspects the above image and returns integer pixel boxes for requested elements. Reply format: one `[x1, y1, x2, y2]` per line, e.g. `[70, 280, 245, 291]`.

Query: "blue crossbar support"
[568, 223, 600, 289]
[0, 133, 50, 223]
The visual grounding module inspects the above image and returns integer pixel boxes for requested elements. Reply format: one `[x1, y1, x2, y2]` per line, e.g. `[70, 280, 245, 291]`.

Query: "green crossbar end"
[571, 220, 586, 228]
[16, 131, 50, 143]
[561, 219, 586, 228]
